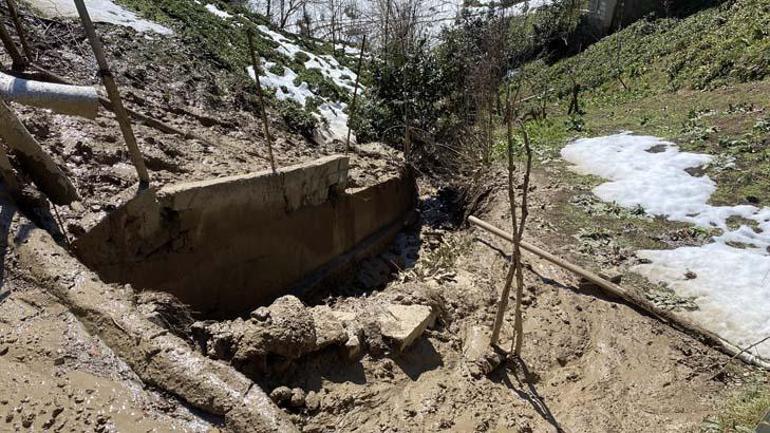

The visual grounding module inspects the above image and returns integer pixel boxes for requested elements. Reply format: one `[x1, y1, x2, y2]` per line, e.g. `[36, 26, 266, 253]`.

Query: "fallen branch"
[0, 98, 79, 204]
[711, 335, 770, 379]
[25, 64, 225, 151]
[468, 215, 770, 371]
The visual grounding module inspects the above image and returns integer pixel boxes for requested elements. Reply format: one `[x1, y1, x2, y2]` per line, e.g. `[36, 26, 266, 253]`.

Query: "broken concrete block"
[378, 304, 435, 351]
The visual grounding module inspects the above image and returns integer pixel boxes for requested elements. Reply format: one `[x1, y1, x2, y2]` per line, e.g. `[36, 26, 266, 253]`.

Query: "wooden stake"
[73, 0, 149, 186]
[5, 0, 32, 61]
[246, 29, 276, 173]
[468, 215, 770, 370]
[345, 34, 366, 153]
[0, 21, 25, 70]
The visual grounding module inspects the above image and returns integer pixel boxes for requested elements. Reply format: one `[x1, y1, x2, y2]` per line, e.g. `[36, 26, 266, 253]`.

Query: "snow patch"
[466, 0, 555, 17]
[247, 62, 352, 143]
[205, 4, 233, 19]
[250, 26, 361, 143]
[561, 133, 770, 360]
[256, 25, 359, 92]
[27, 0, 172, 35]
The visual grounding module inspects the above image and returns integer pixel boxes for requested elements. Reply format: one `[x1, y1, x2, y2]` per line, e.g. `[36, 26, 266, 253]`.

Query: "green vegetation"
[113, 0, 356, 132]
[276, 99, 318, 137]
[702, 379, 770, 433]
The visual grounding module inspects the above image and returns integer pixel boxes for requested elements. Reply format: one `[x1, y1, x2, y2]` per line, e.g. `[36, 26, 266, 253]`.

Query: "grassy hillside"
[511, 0, 770, 206]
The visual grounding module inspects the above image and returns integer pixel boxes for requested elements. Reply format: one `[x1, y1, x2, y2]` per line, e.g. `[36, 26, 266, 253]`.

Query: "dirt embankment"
[0, 12, 402, 238]
[242, 173, 759, 433]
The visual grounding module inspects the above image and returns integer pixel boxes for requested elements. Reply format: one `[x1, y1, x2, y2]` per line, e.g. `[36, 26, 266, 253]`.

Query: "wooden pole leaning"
[468, 215, 770, 370]
[246, 29, 276, 173]
[0, 21, 25, 70]
[72, 0, 149, 186]
[345, 34, 366, 153]
[5, 0, 32, 60]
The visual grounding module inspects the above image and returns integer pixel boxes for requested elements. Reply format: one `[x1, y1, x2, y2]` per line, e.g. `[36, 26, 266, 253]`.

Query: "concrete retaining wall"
[74, 155, 417, 317]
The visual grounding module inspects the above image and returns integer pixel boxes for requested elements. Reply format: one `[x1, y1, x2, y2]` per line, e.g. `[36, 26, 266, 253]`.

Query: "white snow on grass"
[247, 62, 353, 143]
[28, 0, 172, 34]
[205, 3, 233, 19]
[249, 26, 362, 143]
[466, 0, 555, 17]
[561, 132, 770, 361]
[256, 25, 360, 92]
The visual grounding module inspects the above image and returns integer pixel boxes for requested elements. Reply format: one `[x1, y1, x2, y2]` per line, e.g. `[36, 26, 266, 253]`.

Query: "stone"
[289, 388, 306, 408]
[270, 386, 292, 405]
[377, 304, 435, 351]
[310, 306, 347, 350]
[344, 335, 362, 360]
[305, 391, 320, 412]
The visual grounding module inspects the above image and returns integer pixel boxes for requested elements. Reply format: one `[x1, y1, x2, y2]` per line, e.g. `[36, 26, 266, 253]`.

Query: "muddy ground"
[248, 173, 763, 433]
[1, 7, 767, 433]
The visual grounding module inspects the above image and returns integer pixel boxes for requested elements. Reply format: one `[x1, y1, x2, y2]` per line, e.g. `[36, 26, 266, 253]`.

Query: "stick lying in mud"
[468, 215, 770, 371]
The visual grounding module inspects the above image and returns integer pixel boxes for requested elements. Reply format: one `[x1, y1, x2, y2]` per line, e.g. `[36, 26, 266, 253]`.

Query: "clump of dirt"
[192, 295, 438, 380]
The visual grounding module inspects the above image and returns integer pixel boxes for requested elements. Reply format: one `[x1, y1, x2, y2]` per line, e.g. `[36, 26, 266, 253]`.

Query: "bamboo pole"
[345, 34, 366, 153]
[5, 0, 32, 61]
[0, 21, 24, 70]
[72, 0, 149, 186]
[246, 29, 276, 173]
[468, 215, 770, 370]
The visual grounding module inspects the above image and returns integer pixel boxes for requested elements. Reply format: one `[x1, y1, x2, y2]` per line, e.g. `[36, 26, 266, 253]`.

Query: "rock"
[310, 306, 347, 350]
[250, 307, 270, 321]
[344, 335, 362, 360]
[378, 304, 435, 351]
[289, 388, 306, 408]
[270, 386, 292, 405]
[305, 391, 320, 412]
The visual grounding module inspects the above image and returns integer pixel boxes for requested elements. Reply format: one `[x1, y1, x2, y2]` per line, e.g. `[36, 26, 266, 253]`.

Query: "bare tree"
[278, 0, 307, 29]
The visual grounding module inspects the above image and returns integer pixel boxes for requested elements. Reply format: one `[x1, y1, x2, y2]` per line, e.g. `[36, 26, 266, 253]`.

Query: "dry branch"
[247, 29, 276, 173]
[345, 34, 366, 153]
[469, 215, 770, 370]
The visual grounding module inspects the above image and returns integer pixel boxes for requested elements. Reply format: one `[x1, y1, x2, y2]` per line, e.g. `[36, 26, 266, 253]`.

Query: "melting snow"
[205, 4, 233, 19]
[248, 26, 361, 143]
[27, 0, 172, 34]
[561, 133, 770, 360]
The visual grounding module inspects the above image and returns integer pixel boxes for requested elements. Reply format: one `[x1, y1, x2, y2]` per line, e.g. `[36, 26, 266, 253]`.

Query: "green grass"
[112, 0, 356, 128]
[524, 0, 770, 102]
[702, 380, 770, 433]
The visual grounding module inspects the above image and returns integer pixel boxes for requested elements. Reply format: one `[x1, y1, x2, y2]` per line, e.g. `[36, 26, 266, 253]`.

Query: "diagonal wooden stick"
[469, 215, 770, 370]
[246, 29, 276, 173]
[73, 0, 149, 186]
[345, 34, 366, 153]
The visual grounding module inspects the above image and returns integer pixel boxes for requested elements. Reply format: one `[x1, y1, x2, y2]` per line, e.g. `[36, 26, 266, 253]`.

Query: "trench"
[71, 154, 418, 318]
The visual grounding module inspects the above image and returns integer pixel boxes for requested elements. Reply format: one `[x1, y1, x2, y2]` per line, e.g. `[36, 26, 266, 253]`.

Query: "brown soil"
[1, 7, 766, 433]
[247, 175, 747, 433]
[0, 279, 218, 432]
